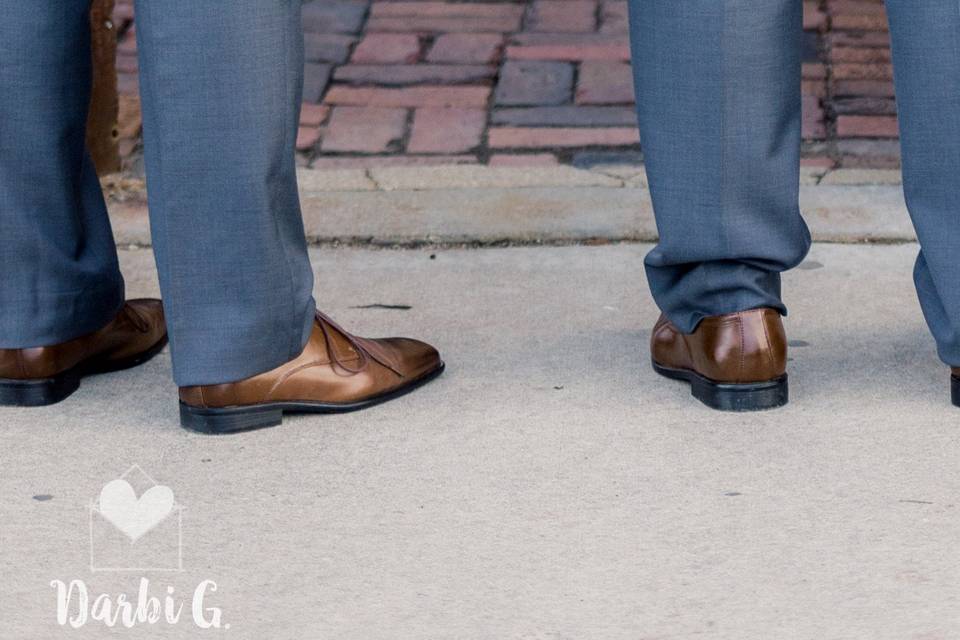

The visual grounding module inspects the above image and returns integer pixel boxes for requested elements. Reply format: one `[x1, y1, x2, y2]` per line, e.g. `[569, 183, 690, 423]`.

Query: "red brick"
[118, 28, 136, 54]
[324, 85, 491, 107]
[831, 14, 888, 31]
[830, 5, 885, 20]
[407, 108, 486, 153]
[321, 106, 408, 153]
[802, 79, 827, 98]
[300, 103, 330, 127]
[508, 44, 629, 61]
[829, 1, 886, 15]
[832, 96, 897, 115]
[488, 126, 639, 148]
[351, 33, 422, 64]
[367, 3, 524, 34]
[489, 153, 559, 166]
[599, 0, 629, 35]
[507, 34, 631, 61]
[334, 64, 494, 85]
[427, 33, 504, 64]
[833, 63, 893, 81]
[296, 127, 322, 152]
[527, 1, 597, 33]
[828, 31, 890, 48]
[802, 95, 826, 140]
[575, 61, 634, 105]
[803, 2, 827, 31]
[116, 52, 138, 74]
[112, 0, 134, 23]
[802, 63, 827, 80]
[801, 156, 836, 169]
[831, 47, 892, 64]
[368, 16, 522, 33]
[495, 60, 574, 106]
[492, 105, 637, 126]
[832, 79, 895, 98]
[370, 2, 524, 19]
[836, 115, 899, 138]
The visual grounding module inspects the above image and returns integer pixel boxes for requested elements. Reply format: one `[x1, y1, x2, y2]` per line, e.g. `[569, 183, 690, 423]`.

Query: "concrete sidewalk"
[2, 242, 959, 638]
[106, 164, 914, 246]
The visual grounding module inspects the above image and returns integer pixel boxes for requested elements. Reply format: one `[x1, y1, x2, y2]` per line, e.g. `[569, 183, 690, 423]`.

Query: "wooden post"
[86, 0, 120, 175]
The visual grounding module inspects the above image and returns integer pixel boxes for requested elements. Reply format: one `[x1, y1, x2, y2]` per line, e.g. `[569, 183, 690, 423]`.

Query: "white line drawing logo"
[88, 465, 183, 572]
[99, 478, 174, 542]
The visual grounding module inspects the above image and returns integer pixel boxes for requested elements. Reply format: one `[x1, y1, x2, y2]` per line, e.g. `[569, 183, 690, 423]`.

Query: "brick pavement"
[111, 0, 900, 171]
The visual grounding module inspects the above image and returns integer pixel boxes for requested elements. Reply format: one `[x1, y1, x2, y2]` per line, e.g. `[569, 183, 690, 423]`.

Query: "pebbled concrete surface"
[2, 243, 958, 639]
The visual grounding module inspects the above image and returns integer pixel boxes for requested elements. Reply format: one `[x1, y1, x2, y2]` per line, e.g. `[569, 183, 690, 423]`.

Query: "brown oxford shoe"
[0, 299, 167, 407]
[952, 368, 959, 407]
[651, 307, 789, 411]
[178, 310, 444, 433]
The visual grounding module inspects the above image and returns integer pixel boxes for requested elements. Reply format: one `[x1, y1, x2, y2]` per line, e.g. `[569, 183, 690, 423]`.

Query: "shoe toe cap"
[380, 337, 442, 379]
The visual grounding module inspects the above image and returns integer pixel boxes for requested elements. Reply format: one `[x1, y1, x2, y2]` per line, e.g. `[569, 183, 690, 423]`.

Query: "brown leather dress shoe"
[952, 368, 959, 407]
[178, 310, 444, 433]
[651, 307, 788, 411]
[0, 299, 167, 407]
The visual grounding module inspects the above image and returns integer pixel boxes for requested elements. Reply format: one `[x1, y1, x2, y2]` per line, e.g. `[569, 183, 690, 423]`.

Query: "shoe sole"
[652, 360, 788, 412]
[179, 361, 446, 434]
[0, 335, 169, 407]
[953, 375, 959, 408]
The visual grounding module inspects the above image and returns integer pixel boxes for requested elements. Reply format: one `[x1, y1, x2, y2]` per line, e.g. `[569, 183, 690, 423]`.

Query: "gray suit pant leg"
[629, 0, 960, 367]
[0, 1, 126, 348]
[886, 0, 960, 366]
[0, 1, 317, 386]
[627, 0, 812, 333]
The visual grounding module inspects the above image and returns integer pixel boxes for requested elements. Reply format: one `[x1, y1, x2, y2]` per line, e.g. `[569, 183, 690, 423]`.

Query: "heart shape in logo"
[98, 479, 174, 542]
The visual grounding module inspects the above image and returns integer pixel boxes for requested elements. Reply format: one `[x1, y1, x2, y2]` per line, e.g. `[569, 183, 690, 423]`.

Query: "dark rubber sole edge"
[0, 335, 168, 407]
[652, 360, 788, 412]
[179, 361, 446, 434]
[953, 375, 959, 408]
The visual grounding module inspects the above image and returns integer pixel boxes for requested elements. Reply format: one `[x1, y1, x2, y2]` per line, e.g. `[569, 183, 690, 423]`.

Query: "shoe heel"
[952, 375, 959, 408]
[0, 372, 81, 407]
[690, 375, 789, 412]
[179, 402, 283, 434]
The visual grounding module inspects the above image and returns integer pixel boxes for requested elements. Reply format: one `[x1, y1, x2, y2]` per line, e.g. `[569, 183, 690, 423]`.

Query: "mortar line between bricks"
[397, 108, 416, 154]
[821, 0, 840, 170]
[476, 46, 502, 165]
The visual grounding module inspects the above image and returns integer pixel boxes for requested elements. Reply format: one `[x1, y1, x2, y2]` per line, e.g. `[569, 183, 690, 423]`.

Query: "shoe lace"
[315, 310, 369, 374]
